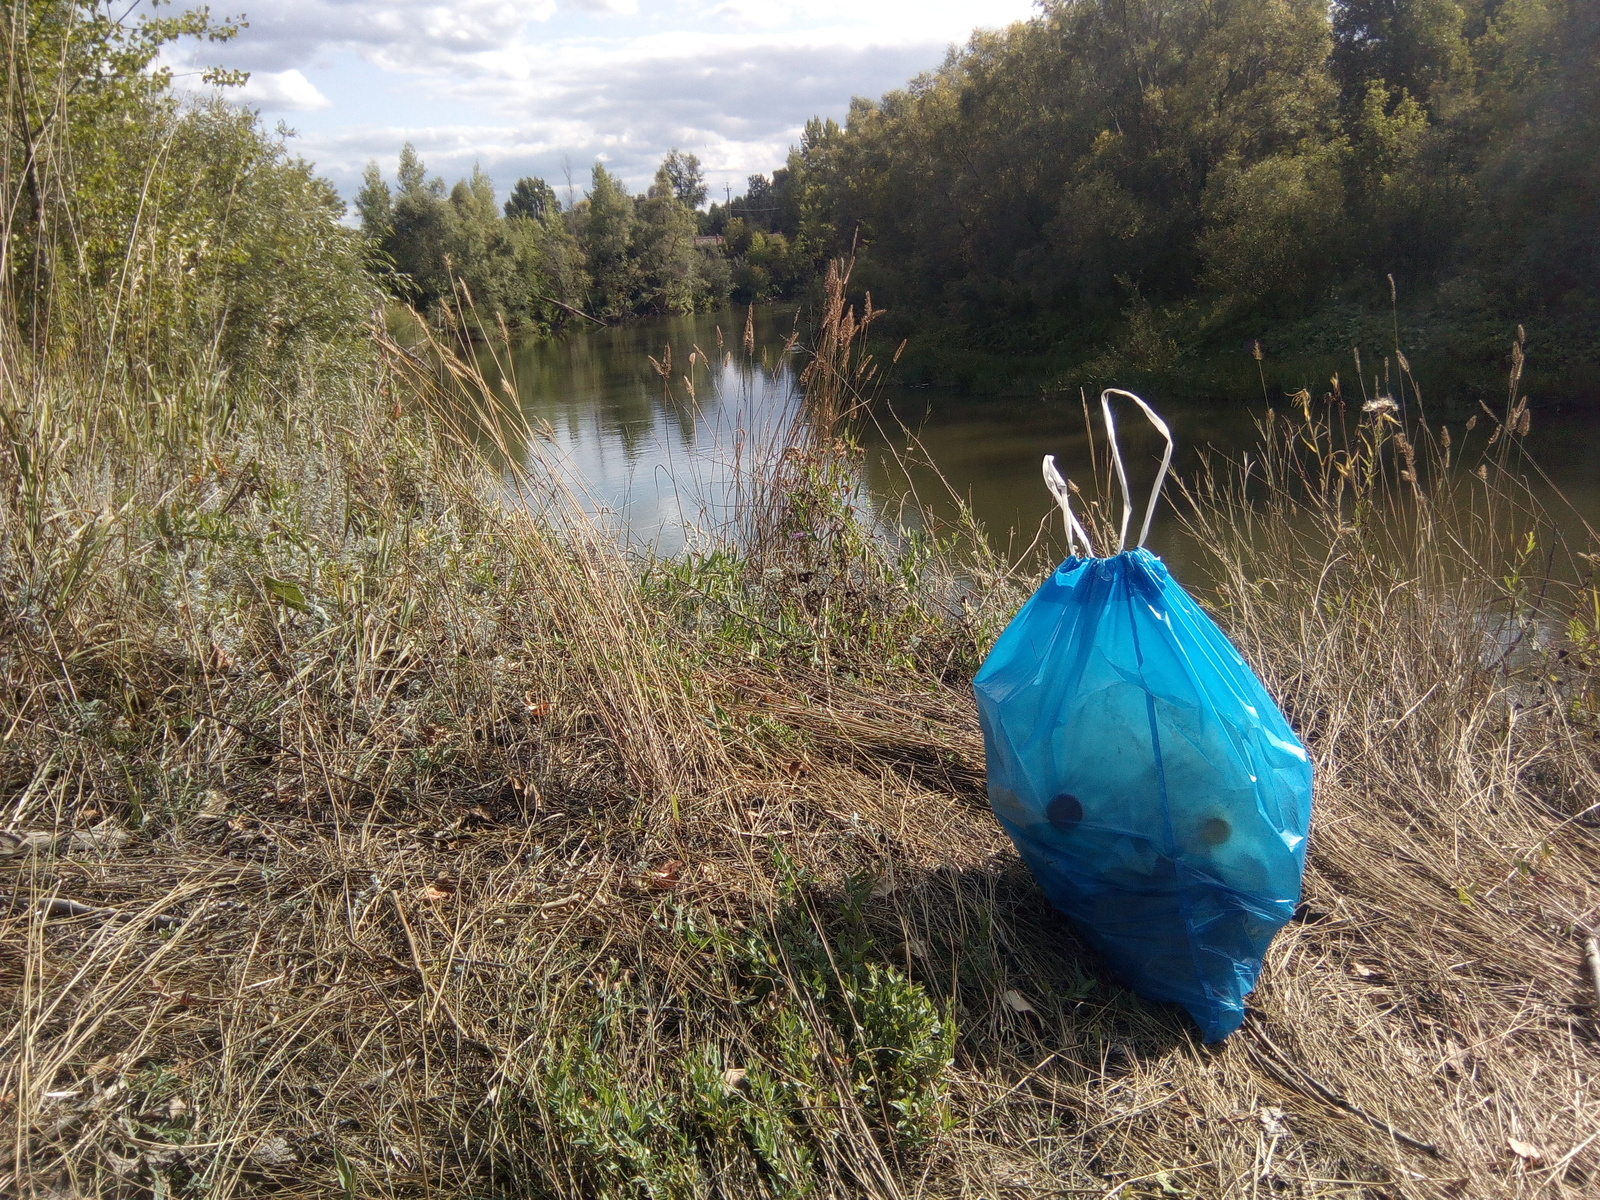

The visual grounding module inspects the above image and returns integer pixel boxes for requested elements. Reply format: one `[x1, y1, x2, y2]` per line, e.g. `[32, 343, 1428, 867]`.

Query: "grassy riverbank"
[4, 268, 1600, 1199]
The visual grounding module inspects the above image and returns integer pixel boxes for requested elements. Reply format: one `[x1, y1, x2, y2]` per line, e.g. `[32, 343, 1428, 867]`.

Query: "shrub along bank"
[715, 0, 1600, 387]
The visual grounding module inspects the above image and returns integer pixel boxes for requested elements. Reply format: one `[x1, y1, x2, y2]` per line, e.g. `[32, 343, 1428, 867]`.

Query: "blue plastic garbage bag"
[973, 392, 1312, 1041]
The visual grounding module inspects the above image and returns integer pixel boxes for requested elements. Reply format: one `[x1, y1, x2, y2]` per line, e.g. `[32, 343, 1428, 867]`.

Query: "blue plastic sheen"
[973, 549, 1312, 1041]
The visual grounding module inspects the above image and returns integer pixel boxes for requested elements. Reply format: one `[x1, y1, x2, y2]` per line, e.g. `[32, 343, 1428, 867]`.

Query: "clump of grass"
[3, 258, 1599, 1200]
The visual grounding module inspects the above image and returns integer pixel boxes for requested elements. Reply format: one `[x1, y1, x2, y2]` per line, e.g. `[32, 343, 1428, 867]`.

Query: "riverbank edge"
[4, 301, 1599, 1197]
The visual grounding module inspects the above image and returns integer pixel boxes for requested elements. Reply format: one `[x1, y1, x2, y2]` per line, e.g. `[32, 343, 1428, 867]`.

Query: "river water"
[485, 305, 1600, 572]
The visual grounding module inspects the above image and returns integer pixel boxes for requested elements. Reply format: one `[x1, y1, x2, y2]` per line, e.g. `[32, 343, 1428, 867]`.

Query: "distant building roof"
[693, 235, 725, 249]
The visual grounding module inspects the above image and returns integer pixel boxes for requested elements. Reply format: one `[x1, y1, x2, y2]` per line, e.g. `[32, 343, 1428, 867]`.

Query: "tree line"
[353, 146, 829, 334]
[723, 0, 1599, 376]
[9, 1, 1591, 377]
[354, 150, 741, 335]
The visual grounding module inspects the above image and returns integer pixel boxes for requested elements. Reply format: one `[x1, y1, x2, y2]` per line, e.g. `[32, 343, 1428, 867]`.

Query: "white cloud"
[296, 38, 941, 195]
[202, 1, 554, 72]
[167, 0, 1040, 197]
[238, 68, 332, 112]
[562, 0, 641, 15]
[710, 1, 792, 31]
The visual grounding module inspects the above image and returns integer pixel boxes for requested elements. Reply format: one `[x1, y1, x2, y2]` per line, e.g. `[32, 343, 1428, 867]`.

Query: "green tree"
[659, 149, 707, 209]
[1, 2, 373, 371]
[505, 176, 559, 221]
[361, 152, 594, 335]
[1198, 146, 1347, 305]
[197, 111, 376, 371]
[383, 144, 452, 310]
[504, 205, 589, 328]
[1467, 0, 1600, 309]
[445, 164, 516, 318]
[1331, 0, 1474, 113]
[580, 163, 639, 318]
[2, 0, 243, 340]
[356, 162, 394, 240]
[637, 161, 701, 313]
[795, 0, 1341, 332]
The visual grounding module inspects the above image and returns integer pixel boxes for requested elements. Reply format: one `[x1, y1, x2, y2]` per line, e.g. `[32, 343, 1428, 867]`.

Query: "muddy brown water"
[476, 305, 1600, 579]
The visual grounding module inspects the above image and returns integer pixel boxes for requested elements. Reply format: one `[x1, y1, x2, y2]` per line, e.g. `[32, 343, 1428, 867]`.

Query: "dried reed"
[1, 277, 1596, 1200]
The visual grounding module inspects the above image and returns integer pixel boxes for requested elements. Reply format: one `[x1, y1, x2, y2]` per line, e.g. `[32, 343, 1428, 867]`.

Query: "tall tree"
[1331, 0, 1474, 112]
[580, 163, 639, 318]
[659, 149, 707, 209]
[638, 159, 701, 313]
[1468, 0, 1600, 307]
[505, 176, 559, 221]
[355, 163, 394, 240]
[799, 0, 1341, 333]
[383, 144, 451, 309]
[1, 0, 244, 337]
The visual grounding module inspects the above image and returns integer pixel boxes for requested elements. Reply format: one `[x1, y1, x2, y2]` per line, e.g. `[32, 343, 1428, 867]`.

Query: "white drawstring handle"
[1099, 388, 1174, 553]
[1042, 455, 1095, 558]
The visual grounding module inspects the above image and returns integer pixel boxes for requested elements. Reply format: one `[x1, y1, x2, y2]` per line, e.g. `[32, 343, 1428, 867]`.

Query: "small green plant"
[511, 873, 953, 1200]
[535, 1043, 702, 1200]
[734, 859, 956, 1149]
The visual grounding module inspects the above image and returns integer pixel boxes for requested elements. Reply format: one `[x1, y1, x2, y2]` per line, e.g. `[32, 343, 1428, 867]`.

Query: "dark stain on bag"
[1047, 793, 1084, 831]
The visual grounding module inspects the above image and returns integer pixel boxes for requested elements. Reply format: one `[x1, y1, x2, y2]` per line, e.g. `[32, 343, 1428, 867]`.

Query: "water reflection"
[482, 306, 1600, 570]
[488, 307, 807, 554]
[856, 390, 1262, 574]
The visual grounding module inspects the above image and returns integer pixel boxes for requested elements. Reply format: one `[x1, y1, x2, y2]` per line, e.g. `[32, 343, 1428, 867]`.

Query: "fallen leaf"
[1508, 1138, 1542, 1162]
[261, 577, 307, 613]
[354, 1057, 415, 1090]
[644, 860, 683, 890]
[87, 1079, 126, 1110]
[249, 1133, 297, 1168]
[1258, 1105, 1287, 1138]
[23, 1176, 78, 1200]
[196, 789, 229, 820]
[1348, 961, 1382, 979]
[144, 1145, 182, 1170]
[721, 1067, 748, 1092]
[0, 829, 58, 858]
[70, 821, 130, 855]
[1001, 989, 1038, 1016]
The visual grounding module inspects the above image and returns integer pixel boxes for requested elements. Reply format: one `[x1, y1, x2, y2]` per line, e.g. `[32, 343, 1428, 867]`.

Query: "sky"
[163, 0, 1041, 208]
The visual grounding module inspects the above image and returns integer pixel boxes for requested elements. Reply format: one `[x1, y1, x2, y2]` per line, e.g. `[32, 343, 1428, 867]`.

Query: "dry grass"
[1, 279, 1598, 1200]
